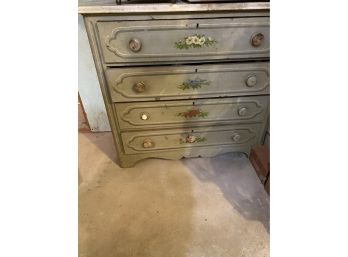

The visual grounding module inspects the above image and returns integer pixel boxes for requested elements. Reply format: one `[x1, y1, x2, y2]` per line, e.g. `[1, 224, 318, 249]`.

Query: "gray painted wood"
[78, 14, 111, 131]
[121, 123, 262, 154]
[263, 131, 270, 147]
[97, 18, 270, 63]
[105, 62, 269, 102]
[263, 121, 270, 146]
[115, 96, 269, 130]
[81, 8, 269, 167]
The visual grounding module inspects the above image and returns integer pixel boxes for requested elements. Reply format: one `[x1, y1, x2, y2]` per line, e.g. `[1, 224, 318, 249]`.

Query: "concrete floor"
[79, 132, 270, 257]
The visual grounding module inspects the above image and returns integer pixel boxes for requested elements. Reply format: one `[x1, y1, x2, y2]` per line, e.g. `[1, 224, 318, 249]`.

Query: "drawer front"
[115, 96, 269, 130]
[106, 62, 269, 102]
[97, 18, 269, 63]
[121, 124, 262, 154]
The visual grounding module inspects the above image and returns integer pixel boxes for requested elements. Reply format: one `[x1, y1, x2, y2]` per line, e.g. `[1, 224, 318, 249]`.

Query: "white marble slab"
[78, 1, 270, 14]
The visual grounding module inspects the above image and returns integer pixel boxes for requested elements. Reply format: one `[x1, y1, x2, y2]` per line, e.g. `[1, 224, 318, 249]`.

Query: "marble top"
[78, 1, 270, 14]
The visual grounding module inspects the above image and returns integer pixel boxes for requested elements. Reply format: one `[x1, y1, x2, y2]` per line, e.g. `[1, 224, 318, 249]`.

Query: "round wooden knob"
[245, 75, 257, 87]
[251, 33, 264, 47]
[232, 134, 241, 142]
[133, 82, 146, 93]
[142, 138, 154, 148]
[238, 107, 248, 116]
[129, 38, 142, 52]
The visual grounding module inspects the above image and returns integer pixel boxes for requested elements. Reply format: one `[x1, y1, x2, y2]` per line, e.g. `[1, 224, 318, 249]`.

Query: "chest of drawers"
[81, 3, 270, 167]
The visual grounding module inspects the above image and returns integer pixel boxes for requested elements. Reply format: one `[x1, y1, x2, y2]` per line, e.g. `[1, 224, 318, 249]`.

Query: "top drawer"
[97, 17, 269, 64]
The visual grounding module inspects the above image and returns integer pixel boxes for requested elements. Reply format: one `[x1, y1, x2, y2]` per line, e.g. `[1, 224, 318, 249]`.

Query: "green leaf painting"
[177, 78, 211, 90]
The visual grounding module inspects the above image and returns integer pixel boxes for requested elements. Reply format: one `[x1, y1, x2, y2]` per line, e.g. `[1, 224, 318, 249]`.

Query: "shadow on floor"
[182, 152, 270, 233]
[80, 132, 118, 163]
[80, 132, 269, 233]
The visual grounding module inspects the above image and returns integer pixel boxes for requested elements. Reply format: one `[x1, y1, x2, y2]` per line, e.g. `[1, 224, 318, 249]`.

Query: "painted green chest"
[81, 3, 270, 167]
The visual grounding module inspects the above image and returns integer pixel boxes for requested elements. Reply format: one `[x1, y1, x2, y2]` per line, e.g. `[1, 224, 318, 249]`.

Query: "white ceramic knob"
[140, 113, 149, 120]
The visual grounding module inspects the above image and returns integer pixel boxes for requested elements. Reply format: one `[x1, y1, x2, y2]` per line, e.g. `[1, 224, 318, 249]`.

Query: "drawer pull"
[177, 108, 208, 119]
[133, 82, 146, 93]
[140, 113, 149, 120]
[251, 33, 265, 47]
[175, 34, 217, 49]
[177, 77, 211, 90]
[180, 135, 206, 144]
[245, 75, 257, 87]
[142, 138, 155, 148]
[238, 107, 248, 116]
[129, 38, 142, 52]
[231, 133, 241, 142]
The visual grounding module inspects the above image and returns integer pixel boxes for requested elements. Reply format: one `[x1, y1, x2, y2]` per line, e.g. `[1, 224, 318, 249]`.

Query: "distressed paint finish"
[98, 18, 270, 63]
[81, 7, 270, 167]
[115, 96, 269, 130]
[78, 14, 110, 131]
[105, 62, 270, 102]
[121, 124, 259, 154]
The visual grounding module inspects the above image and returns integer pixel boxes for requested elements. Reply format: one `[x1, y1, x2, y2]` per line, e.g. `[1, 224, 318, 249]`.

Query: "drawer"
[97, 18, 269, 63]
[115, 96, 269, 130]
[105, 62, 269, 102]
[121, 124, 262, 154]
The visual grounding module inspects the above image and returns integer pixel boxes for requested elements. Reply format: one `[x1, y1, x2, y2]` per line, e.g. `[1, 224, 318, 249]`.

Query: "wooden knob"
[238, 107, 248, 116]
[245, 75, 257, 87]
[251, 33, 264, 47]
[142, 138, 154, 148]
[232, 134, 241, 142]
[133, 82, 146, 93]
[129, 38, 142, 52]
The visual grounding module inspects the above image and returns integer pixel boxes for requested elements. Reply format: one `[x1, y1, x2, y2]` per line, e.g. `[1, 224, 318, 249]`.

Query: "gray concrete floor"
[79, 132, 270, 257]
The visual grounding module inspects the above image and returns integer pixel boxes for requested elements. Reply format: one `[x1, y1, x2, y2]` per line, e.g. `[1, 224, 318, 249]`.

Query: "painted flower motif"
[198, 37, 206, 45]
[185, 37, 193, 45]
[187, 135, 196, 143]
[177, 77, 211, 90]
[180, 135, 206, 144]
[175, 34, 217, 49]
[177, 108, 209, 119]
[192, 36, 200, 45]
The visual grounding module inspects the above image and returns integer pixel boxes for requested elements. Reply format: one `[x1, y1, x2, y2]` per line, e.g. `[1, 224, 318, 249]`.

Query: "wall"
[78, 14, 111, 132]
